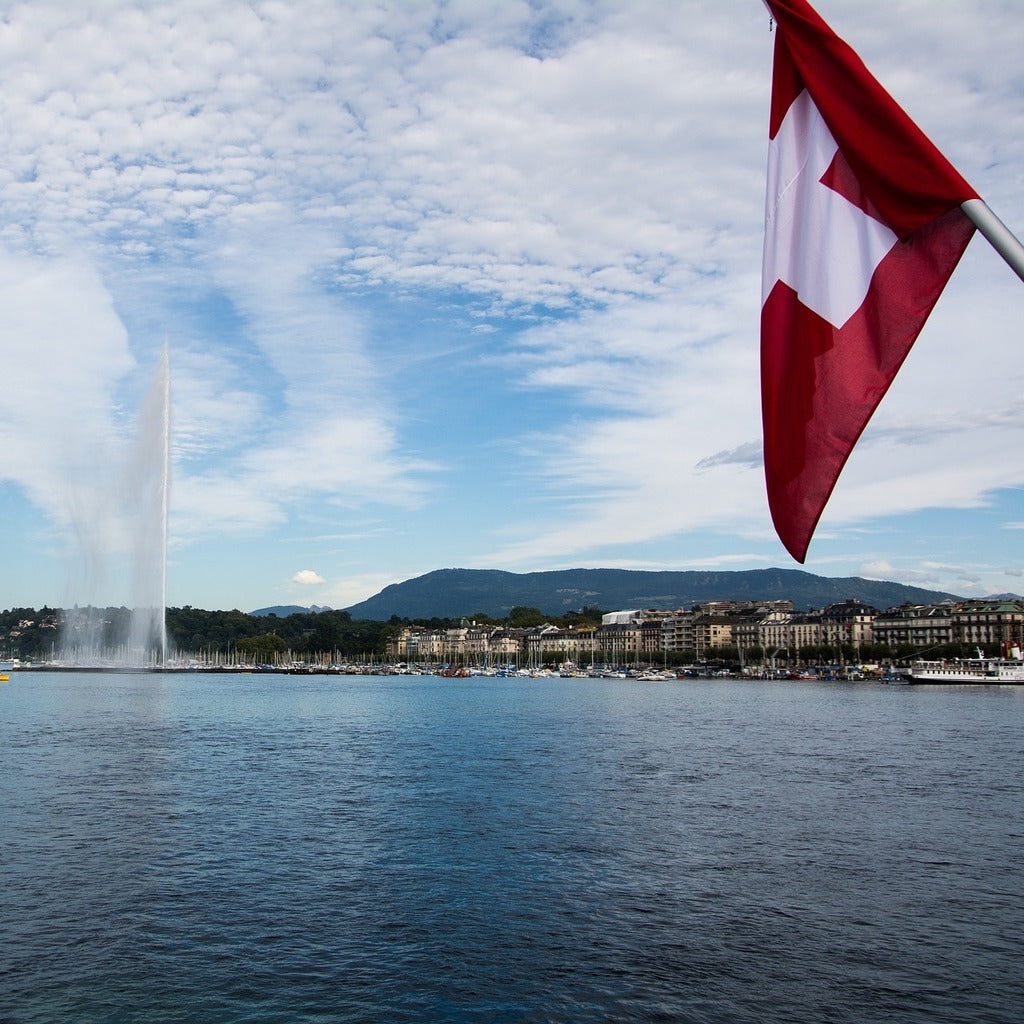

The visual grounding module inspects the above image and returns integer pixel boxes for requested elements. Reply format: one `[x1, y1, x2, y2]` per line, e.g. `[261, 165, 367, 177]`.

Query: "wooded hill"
[341, 567, 961, 621]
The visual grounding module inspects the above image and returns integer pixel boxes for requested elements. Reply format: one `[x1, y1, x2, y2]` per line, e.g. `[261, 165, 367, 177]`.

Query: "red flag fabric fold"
[762, 0, 978, 562]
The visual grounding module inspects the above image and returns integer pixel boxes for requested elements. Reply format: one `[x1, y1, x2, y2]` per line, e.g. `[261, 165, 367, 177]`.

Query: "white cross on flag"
[762, 0, 978, 562]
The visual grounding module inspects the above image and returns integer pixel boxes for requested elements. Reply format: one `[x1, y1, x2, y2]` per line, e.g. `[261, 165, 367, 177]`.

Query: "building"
[871, 604, 956, 652]
[952, 600, 1024, 648]
[385, 599, 1024, 667]
[817, 601, 877, 653]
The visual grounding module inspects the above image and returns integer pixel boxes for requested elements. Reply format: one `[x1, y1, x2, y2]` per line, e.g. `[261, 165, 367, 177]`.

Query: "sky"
[1, 0, 1023, 614]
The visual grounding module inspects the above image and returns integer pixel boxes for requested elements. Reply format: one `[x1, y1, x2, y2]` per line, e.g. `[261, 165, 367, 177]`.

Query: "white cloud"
[320, 571, 406, 610]
[0, 0, 1022, 609]
[0, 251, 134, 574]
[292, 569, 325, 586]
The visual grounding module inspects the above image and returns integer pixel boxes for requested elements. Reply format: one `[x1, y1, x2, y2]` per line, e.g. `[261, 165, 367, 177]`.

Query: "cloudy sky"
[1, 0, 1022, 613]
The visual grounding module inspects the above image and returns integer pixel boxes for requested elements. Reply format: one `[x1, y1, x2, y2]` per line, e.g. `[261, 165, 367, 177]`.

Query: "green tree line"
[0, 605, 606, 660]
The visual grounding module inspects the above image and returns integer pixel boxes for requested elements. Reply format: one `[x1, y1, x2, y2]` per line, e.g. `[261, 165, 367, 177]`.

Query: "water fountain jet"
[59, 344, 172, 668]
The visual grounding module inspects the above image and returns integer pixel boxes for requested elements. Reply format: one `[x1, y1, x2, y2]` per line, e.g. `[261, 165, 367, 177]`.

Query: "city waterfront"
[2, 671, 1022, 1023]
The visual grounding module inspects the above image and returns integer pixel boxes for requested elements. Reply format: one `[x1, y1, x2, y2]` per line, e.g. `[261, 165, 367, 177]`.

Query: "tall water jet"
[127, 342, 171, 665]
[59, 344, 172, 667]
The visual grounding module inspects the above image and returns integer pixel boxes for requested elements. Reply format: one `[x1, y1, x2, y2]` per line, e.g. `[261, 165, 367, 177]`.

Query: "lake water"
[2, 671, 1022, 1023]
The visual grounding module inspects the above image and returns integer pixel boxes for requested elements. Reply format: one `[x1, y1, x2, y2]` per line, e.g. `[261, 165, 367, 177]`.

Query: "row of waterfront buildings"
[385, 599, 1024, 666]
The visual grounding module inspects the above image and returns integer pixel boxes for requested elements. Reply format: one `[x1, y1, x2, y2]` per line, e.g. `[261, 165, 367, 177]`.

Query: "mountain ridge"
[251, 604, 334, 617]
[339, 567, 971, 621]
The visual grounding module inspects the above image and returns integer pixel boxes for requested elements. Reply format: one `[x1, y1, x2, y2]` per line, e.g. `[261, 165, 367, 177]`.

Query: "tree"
[235, 632, 288, 661]
[508, 606, 546, 627]
[563, 606, 605, 626]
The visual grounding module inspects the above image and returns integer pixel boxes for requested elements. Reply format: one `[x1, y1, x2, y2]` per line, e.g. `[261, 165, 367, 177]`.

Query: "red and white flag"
[761, 0, 978, 562]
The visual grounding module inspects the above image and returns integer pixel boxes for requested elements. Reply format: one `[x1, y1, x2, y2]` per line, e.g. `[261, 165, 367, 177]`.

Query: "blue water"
[2, 672, 1022, 1023]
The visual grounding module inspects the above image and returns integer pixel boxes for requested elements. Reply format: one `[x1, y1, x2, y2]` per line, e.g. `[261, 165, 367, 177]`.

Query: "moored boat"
[906, 644, 1024, 684]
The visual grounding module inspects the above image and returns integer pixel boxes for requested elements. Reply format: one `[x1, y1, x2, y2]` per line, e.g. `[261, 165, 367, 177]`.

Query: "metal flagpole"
[962, 199, 1024, 284]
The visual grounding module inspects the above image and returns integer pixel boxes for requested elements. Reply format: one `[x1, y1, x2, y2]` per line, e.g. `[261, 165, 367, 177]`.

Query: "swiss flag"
[762, 0, 978, 562]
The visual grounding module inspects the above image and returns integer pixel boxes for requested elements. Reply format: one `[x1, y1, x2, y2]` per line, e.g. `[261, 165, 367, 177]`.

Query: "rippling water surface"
[2, 672, 1022, 1023]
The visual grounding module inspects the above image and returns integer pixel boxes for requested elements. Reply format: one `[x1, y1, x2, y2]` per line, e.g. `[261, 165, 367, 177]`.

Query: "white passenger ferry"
[906, 644, 1024, 684]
